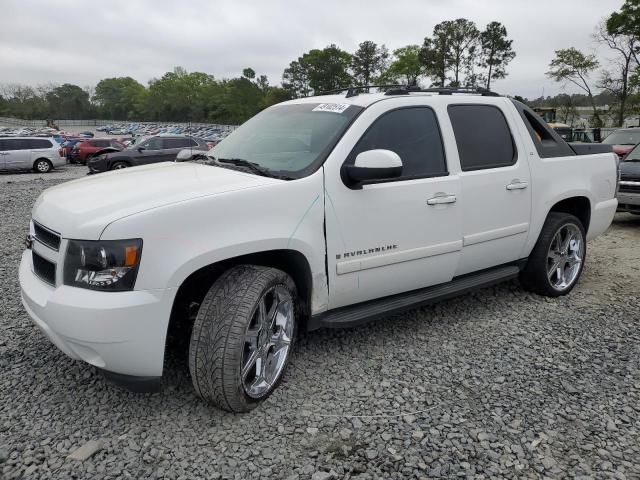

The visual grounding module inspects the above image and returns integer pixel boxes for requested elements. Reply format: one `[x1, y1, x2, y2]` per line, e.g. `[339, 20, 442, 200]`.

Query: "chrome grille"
[619, 180, 640, 194]
[33, 221, 61, 251]
[32, 251, 56, 286]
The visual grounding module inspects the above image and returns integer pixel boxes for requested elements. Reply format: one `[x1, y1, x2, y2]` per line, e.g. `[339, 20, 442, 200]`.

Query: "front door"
[324, 102, 463, 309]
[136, 137, 166, 165]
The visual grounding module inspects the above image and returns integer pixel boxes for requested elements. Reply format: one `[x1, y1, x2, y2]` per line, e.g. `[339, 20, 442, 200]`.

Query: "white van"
[0, 137, 66, 172]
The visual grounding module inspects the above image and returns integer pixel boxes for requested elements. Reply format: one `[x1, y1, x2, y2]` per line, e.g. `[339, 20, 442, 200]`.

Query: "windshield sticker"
[312, 103, 350, 114]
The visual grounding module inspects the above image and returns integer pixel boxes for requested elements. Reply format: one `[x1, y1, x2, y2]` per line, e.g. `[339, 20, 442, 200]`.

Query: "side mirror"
[175, 148, 193, 162]
[343, 149, 402, 188]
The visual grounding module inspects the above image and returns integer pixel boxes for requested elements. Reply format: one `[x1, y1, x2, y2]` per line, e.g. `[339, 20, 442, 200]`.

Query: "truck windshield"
[207, 103, 362, 177]
[602, 131, 640, 145]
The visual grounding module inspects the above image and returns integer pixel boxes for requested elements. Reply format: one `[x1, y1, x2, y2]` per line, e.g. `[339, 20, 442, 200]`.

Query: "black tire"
[111, 161, 129, 170]
[520, 212, 586, 297]
[188, 265, 297, 412]
[33, 158, 52, 173]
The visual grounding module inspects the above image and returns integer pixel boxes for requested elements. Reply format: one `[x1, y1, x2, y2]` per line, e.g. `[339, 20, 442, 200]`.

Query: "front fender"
[100, 172, 328, 309]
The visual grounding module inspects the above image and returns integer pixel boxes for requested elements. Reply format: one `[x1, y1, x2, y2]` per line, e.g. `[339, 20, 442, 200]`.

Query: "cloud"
[0, 0, 622, 98]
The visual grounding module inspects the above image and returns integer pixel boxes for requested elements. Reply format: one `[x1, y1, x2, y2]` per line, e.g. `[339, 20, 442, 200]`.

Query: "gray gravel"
[1, 166, 639, 479]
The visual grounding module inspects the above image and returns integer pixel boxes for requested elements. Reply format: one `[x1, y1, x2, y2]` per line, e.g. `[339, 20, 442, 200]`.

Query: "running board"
[309, 265, 520, 330]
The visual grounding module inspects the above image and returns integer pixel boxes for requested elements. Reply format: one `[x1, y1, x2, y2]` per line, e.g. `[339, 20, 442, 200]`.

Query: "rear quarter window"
[29, 139, 54, 149]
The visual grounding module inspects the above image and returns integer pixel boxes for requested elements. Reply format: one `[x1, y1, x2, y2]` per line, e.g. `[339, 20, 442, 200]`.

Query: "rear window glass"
[448, 105, 516, 171]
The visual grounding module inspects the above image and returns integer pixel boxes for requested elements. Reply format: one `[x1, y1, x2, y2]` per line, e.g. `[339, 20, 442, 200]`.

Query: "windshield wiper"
[209, 157, 293, 180]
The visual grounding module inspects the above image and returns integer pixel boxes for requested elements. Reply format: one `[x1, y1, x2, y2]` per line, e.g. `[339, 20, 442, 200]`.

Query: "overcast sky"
[0, 0, 623, 98]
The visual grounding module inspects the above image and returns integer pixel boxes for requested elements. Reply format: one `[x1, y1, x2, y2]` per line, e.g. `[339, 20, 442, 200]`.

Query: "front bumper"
[87, 158, 108, 173]
[617, 190, 640, 213]
[19, 250, 177, 378]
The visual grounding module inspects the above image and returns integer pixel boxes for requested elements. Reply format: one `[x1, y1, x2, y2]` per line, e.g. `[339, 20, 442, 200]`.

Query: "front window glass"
[602, 131, 640, 146]
[207, 103, 362, 175]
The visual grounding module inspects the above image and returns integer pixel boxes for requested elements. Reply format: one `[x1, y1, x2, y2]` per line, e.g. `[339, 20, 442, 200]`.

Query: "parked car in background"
[87, 135, 208, 172]
[60, 138, 85, 161]
[71, 138, 125, 164]
[617, 143, 640, 214]
[0, 137, 65, 172]
[601, 128, 640, 159]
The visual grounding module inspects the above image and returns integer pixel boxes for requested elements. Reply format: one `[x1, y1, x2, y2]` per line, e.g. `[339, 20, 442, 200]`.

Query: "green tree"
[45, 84, 91, 119]
[351, 41, 389, 86]
[596, 18, 639, 126]
[479, 21, 516, 90]
[420, 19, 480, 87]
[94, 77, 146, 120]
[282, 45, 353, 96]
[381, 45, 425, 85]
[282, 60, 311, 98]
[547, 48, 601, 127]
[242, 68, 256, 79]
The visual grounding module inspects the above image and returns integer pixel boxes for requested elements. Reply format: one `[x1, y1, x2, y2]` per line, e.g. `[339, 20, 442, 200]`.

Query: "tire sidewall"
[189, 266, 298, 412]
[111, 162, 128, 170]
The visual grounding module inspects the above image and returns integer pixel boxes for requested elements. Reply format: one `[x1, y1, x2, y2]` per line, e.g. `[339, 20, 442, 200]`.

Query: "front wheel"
[111, 161, 128, 170]
[520, 212, 586, 297]
[189, 265, 297, 412]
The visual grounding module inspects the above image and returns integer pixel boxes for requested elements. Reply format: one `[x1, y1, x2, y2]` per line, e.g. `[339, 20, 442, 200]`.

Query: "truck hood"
[32, 162, 279, 239]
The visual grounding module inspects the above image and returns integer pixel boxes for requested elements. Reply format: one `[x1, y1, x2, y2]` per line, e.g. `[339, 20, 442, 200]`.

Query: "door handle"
[506, 181, 528, 190]
[427, 194, 457, 205]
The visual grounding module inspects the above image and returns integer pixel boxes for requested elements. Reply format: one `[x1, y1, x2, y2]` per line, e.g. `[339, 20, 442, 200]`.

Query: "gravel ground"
[1, 166, 639, 480]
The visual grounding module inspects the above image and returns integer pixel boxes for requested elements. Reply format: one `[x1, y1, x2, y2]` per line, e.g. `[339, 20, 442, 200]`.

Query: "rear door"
[162, 138, 192, 160]
[3, 139, 31, 170]
[447, 101, 532, 276]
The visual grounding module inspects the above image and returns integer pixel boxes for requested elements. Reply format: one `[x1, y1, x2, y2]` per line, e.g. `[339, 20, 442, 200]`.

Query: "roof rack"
[384, 86, 501, 97]
[320, 84, 406, 98]
[319, 85, 500, 98]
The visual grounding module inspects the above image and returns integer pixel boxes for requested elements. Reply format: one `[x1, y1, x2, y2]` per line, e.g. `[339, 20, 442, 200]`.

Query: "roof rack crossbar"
[319, 84, 406, 97]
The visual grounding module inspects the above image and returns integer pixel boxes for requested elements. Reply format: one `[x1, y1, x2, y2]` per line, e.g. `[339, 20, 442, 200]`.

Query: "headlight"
[64, 239, 142, 291]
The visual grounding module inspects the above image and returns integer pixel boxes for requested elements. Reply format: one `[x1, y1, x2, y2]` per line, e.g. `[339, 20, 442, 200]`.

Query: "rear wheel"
[33, 159, 52, 173]
[520, 212, 586, 297]
[111, 161, 128, 170]
[189, 265, 297, 412]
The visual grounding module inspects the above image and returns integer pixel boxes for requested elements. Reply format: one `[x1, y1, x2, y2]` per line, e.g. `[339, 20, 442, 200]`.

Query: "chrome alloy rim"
[547, 224, 584, 291]
[242, 285, 294, 398]
[37, 161, 49, 172]
[113, 163, 127, 169]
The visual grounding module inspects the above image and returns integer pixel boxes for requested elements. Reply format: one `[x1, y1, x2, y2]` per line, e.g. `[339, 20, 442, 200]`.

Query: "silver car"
[0, 137, 66, 173]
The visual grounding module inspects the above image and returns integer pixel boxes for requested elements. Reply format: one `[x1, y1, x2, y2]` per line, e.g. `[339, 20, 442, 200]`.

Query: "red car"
[601, 128, 640, 159]
[71, 138, 125, 164]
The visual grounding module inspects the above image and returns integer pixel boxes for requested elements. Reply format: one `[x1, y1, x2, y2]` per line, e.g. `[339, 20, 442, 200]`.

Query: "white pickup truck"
[19, 87, 618, 412]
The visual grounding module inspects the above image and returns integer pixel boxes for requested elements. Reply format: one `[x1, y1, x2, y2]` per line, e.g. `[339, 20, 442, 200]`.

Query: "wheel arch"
[165, 248, 313, 357]
[548, 196, 591, 231]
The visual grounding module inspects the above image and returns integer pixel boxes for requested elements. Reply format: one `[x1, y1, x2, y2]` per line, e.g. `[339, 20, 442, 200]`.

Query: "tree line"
[545, 0, 640, 127]
[0, 17, 515, 125]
